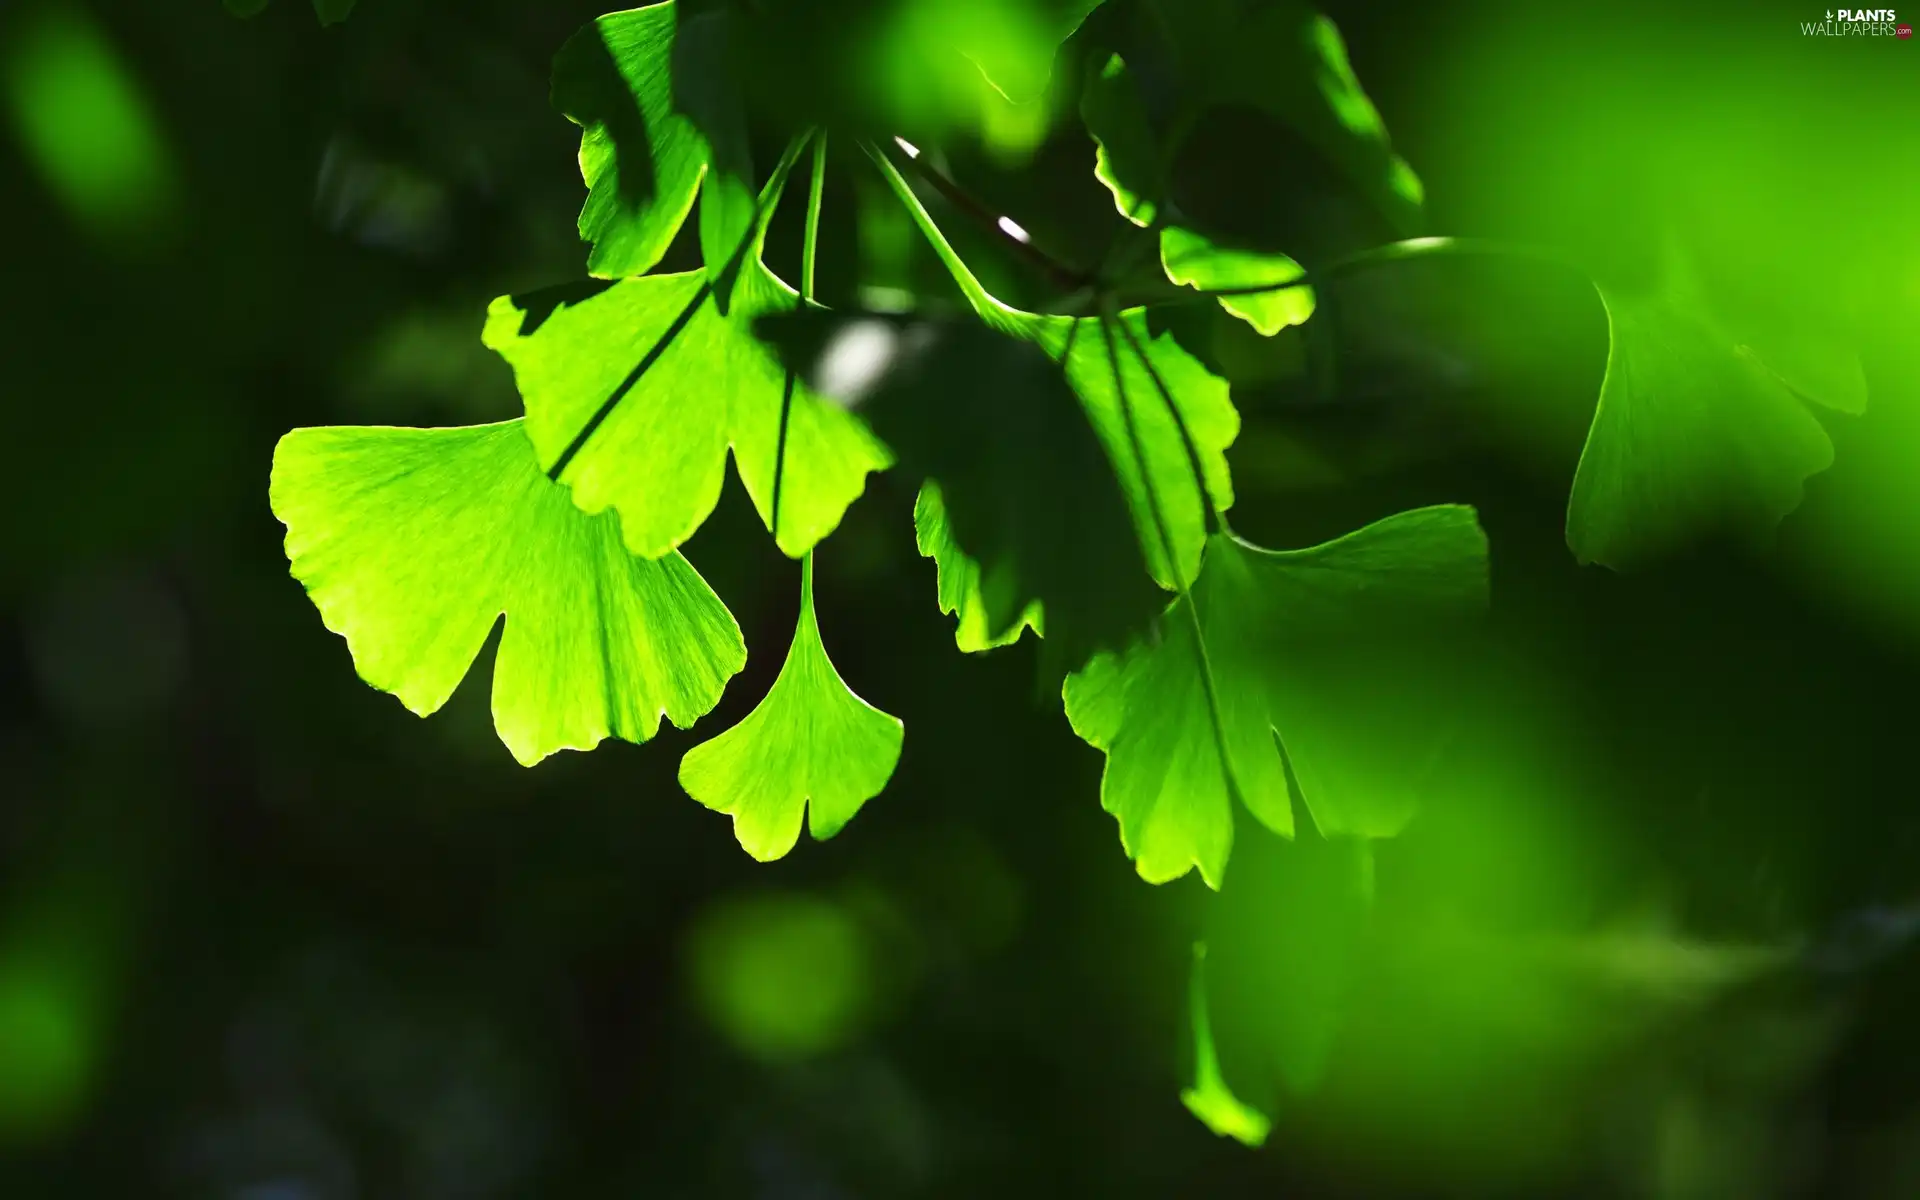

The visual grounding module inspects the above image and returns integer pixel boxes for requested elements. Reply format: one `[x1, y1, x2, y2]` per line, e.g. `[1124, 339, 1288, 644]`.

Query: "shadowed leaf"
[761, 308, 1161, 668]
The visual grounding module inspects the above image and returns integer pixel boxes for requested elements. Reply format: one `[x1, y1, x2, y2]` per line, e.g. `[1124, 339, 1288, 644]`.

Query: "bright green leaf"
[1161, 225, 1315, 336]
[916, 482, 1043, 652]
[1567, 276, 1854, 569]
[680, 556, 904, 861]
[553, 2, 711, 278]
[1064, 507, 1489, 887]
[482, 261, 891, 560]
[759, 308, 1164, 668]
[269, 419, 746, 766]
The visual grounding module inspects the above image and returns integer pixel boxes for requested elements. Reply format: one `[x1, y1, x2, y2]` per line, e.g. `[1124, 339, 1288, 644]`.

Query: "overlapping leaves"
[1065, 508, 1490, 886]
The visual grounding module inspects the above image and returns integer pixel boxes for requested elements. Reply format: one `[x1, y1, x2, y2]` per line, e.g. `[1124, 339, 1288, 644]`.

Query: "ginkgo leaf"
[679, 555, 904, 861]
[1064, 506, 1489, 887]
[1083, 5, 1421, 253]
[482, 260, 891, 561]
[1080, 52, 1161, 226]
[1202, 825, 1374, 1110]
[868, 145, 1237, 592]
[1161, 226, 1315, 336]
[1566, 278, 1856, 569]
[915, 482, 1042, 652]
[673, 7, 759, 308]
[268, 419, 746, 766]
[553, 2, 711, 279]
[1181, 943, 1273, 1147]
[759, 308, 1163, 669]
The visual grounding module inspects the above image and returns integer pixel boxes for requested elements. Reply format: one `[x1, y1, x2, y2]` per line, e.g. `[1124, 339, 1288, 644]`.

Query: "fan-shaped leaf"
[553, 2, 713, 279]
[679, 556, 904, 861]
[1064, 506, 1488, 886]
[1567, 275, 1859, 569]
[268, 419, 746, 765]
[916, 482, 1043, 652]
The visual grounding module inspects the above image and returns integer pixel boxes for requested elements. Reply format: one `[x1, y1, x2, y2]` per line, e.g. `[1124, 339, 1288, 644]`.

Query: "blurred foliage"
[3, 0, 1920, 1197]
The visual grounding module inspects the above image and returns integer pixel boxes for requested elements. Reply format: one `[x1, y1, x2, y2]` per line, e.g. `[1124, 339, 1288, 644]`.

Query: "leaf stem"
[877, 136, 1093, 294]
[772, 129, 829, 549]
[802, 132, 827, 303]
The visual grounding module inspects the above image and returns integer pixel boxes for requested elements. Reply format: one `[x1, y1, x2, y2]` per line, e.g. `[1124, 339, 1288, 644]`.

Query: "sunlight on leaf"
[1567, 274, 1854, 570]
[270, 420, 745, 765]
[1161, 226, 1315, 336]
[1081, 53, 1159, 226]
[483, 262, 891, 560]
[679, 556, 904, 862]
[1064, 508, 1489, 887]
[553, 2, 711, 278]
[915, 483, 1043, 652]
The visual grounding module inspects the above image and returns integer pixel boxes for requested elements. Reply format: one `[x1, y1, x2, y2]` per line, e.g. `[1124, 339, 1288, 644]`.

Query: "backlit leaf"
[1567, 273, 1857, 569]
[553, 2, 711, 278]
[679, 556, 904, 861]
[1064, 507, 1489, 886]
[915, 482, 1043, 652]
[482, 261, 891, 560]
[1162, 225, 1315, 336]
[268, 420, 746, 766]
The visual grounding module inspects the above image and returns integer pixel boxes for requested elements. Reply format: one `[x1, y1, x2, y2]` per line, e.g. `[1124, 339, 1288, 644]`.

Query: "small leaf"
[761, 308, 1163, 669]
[1567, 278, 1848, 569]
[269, 419, 745, 765]
[1180, 943, 1272, 1146]
[915, 482, 1042, 652]
[553, 2, 710, 278]
[1064, 507, 1488, 886]
[680, 556, 904, 861]
[482, 262, 891, 560]
[1080, 52, 1161, 226]
[1203, 826, 1374, 1110]
[1161, 226, 1315, 336]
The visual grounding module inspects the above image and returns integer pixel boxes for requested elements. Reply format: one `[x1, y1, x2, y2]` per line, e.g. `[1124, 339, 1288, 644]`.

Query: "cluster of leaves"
[266, 0, 1867, 1138]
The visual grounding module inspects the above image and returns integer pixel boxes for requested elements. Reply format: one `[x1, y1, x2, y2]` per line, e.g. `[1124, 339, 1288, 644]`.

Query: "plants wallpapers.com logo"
[1801, 8, 1911, 34]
